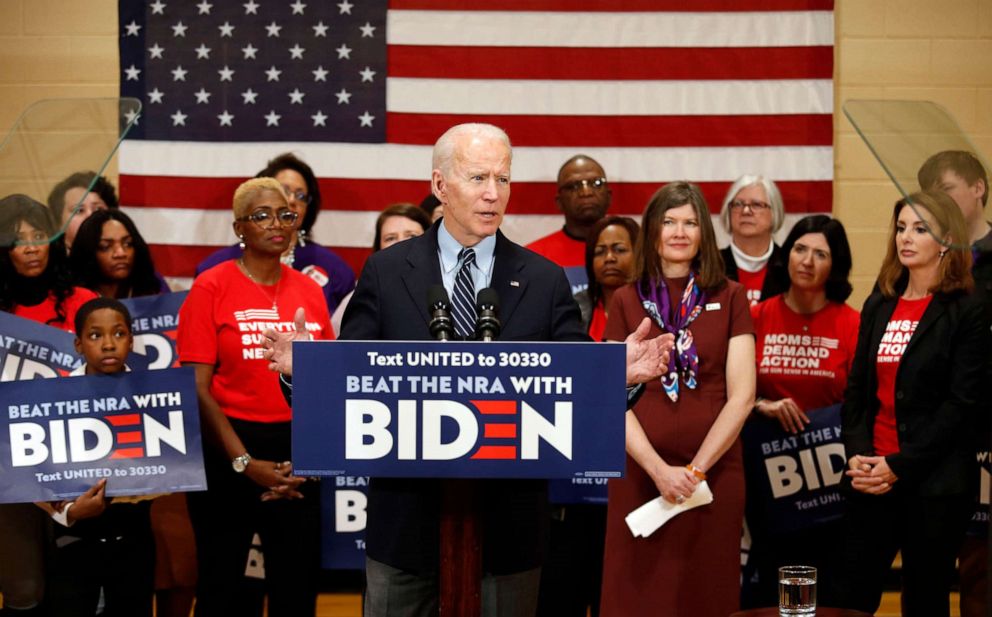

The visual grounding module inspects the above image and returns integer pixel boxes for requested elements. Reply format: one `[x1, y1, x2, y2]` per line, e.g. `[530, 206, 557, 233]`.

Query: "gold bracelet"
[686, 464, 707, 480]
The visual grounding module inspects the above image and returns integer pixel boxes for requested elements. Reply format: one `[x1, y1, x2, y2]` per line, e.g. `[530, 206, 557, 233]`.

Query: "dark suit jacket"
[841, 288, 991, 497]
[339, 221, 588, 575]
[720, 243, 788, 302]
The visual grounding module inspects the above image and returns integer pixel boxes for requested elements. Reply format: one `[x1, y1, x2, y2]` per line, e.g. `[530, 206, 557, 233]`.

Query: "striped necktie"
[451, 248, 477, 339]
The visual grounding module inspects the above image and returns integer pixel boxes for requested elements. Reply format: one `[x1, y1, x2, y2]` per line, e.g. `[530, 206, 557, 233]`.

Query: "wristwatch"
[232, 452, 252, 473]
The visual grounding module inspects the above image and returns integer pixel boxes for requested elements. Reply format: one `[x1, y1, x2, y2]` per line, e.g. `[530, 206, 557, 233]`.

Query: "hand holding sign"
[755, 397, 811, 434]
[262, 307, 310, 376]
[625, 317, 675, 386]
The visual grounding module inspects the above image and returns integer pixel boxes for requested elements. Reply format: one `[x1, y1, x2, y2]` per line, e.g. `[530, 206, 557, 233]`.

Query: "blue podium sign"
[0, 367, 206, 503]
[292, 341, 627, 479]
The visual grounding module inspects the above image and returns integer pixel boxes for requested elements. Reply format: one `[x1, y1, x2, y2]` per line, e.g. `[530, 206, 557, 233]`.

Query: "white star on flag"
[242, 0, 259, 15]
[170, 110, 188, 126]
[336, 44, 351, 59]
[125, 21, 142, 36]
[264, 111, 281, 127]
[150, 0, 166, 14]
[171, 21, 188, 37]
[148, 43, 165, 59]
[217, 110, 234, 126]
[358, 111, 374, 127]
[359, 66, 375, 83]
[195, 44, 211, 59]
[242, 44, 258, 60]
[311, 110, 327, 126]
[312, 66, 328, 81]
[338, 1, 353, 15]
[124, 109, 140, 125]
[291, 1, 307, 15]
[171, 65, 188, 81]
[241, 88, 258, 104]
[360, 22, 375, 38]
[335, 88, 351, 104]
[196, 1, 213, 14]
[148, 88, 164, 104]
[266, 22, 282, 37]
[288, 89, 305, 104]
[194, 88, 212, 103]
[312, 22, 328, 37]
[218, 22, 235, 37]
[289, 44, 305, 60]
[217, 66, 235, 81]
[124, 65, 141, 80]
[265, 66, 282, 81]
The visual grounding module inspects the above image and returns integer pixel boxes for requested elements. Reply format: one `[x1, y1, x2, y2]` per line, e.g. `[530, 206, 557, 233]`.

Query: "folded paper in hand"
[625, 481, 713, 538]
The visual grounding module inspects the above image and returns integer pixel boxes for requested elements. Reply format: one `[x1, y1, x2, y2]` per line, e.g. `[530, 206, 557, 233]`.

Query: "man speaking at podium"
[266, 123, 670, 617]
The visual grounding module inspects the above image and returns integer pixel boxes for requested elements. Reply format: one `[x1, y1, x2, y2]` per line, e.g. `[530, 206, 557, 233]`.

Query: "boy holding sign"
[40, 298, 156, 617]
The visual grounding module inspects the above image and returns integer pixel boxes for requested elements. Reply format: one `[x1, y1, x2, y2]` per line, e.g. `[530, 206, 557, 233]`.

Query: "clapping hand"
[624, 318, 675, 386]
[262, 307, 310, 376]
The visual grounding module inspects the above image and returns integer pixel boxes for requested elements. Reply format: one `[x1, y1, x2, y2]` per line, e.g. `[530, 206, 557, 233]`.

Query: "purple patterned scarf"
[637, 273, 705, 401]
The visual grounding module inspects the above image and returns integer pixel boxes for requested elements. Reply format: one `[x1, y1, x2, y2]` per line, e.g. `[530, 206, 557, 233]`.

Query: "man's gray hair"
[432, 123, 512, 176]
[718, 174, 785, 234]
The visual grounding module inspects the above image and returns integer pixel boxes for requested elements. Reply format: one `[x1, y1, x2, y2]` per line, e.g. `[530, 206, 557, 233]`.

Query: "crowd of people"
[0, 129, 989, 617]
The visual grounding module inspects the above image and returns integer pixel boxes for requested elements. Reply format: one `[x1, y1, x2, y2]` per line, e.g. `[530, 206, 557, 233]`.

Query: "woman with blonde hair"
[178, 178, 334, 616]
[835, 191, 990, 617]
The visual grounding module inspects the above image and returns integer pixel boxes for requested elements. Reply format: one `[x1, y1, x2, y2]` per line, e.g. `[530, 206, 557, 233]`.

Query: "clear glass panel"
[843, 99, 990, 249]
[0, 97, 141, 248]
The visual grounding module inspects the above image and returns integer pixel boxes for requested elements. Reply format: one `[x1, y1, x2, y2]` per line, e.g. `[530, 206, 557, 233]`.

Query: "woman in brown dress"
[600, 182, 756, 617]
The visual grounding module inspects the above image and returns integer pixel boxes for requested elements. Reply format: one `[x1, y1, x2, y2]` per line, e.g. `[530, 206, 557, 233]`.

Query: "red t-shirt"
[752, 295, 860, 413]
[13, 287, 98, 333]
[736, 267, 768, 306]
[588, 301, 608, 342]
[873, 295, 932, 456]
[525, 229, 585, 268]
[178, 261, 334, 423]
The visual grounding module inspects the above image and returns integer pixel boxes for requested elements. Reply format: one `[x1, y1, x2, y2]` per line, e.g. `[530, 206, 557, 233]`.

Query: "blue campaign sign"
[0, 311, 83, 380]
[0, 367, 206, 503]
[320, 476, 368, 570]
[741, 404, 847, 534]
[121, 291, 188, 371]
[293, 341, 627, 479]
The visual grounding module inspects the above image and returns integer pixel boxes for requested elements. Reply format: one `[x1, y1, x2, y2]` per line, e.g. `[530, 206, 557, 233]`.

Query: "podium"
[292, 340, 627, 615]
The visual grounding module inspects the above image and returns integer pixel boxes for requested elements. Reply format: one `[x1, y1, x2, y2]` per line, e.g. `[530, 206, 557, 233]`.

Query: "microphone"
[475, 288, 501, 342]
[427, 285, 454, 341]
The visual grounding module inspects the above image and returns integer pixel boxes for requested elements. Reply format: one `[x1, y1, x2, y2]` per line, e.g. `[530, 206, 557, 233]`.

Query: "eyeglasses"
[282, 185, 312, 205]
[237, 209, 300, 228]
[559, 177, 608, 193]
[729, 200, 771, 212]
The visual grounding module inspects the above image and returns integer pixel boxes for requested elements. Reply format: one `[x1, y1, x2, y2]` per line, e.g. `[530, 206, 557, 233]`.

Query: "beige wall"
[2, 0, 991, 304]
[835, 0, 992, 303]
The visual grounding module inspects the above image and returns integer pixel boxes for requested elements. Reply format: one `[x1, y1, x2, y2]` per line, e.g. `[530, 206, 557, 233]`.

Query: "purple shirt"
[195, 242, 356, 314]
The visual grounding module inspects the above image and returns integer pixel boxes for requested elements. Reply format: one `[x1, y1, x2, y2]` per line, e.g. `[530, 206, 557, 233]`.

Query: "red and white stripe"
[119, 1, 834, 286]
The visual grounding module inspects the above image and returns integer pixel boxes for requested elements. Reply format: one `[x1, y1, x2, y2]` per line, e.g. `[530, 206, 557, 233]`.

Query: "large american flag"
[117, 0, 834, 287]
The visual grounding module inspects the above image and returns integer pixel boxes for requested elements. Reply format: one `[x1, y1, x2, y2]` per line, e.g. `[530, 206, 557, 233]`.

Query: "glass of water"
[778, 565, 816, 615]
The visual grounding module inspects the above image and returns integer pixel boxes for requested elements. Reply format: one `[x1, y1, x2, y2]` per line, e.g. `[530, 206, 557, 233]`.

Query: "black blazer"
[841, 289, 991, 497]
[339, 221, 588, 575]
[720, 243, 788, 302]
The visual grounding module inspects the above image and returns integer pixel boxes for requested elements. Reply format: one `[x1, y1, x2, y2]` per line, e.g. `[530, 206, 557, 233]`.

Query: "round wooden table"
[730, 608, 872, 617]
